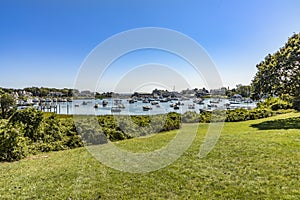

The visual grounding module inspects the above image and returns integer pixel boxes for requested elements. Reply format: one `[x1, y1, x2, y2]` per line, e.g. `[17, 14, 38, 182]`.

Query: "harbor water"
[20, 98, 257, 115]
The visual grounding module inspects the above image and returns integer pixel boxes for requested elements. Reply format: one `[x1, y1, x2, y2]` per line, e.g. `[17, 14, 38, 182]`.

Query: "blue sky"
[1, 0, 300, 92]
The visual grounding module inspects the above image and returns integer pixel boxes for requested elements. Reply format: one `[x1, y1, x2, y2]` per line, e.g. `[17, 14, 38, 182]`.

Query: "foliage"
[256, 97, 293, 111]
[0, 109, 181, 161]
[0, 93, 16, 119]
[0, 108, 84, 162]
[9, 108, 44, 141]
[75, 113, 181, 144]
[181, 111, 200, 123]
[22, 87, 77, 97]
[235, 84, 252, 97]
[252, 32, 300, 99]
[0, 125, 29, 161]
[226, 108, 273, 122]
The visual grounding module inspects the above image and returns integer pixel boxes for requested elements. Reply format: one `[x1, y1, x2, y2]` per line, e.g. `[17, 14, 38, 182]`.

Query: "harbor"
[17, 97, 257, 115]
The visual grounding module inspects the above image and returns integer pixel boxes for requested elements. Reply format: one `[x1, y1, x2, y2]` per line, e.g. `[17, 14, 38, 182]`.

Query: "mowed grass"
[1, 112, 300, 199]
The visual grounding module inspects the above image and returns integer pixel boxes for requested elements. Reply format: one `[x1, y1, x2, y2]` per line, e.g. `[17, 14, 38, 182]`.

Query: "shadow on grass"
[251, 117, 300, 130]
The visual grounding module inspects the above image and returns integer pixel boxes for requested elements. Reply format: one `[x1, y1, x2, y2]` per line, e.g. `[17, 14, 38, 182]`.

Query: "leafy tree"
[252, 33, 300, 99]
[236, 84, 252, 97]
[0, 93, 16, 119]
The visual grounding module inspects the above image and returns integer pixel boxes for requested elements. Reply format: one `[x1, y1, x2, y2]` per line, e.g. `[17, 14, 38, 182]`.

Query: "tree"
[252, 33, 300, 101]
[236, 84, 252, 98]
[0, 93, 16, 119]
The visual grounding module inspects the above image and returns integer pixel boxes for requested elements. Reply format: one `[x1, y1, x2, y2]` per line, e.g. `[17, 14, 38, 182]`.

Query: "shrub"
[0, 125, 29, 161]
[9, 108, 43, 141]
[182, 111, 200, 123]
[257, 97, 292, 111]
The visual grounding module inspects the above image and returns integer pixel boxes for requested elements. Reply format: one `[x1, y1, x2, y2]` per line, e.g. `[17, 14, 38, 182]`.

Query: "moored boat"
[111, 107, 121, 112]
[102, 100, 108, 106]
[188, 104, 195, 109]
[143, 106, 152, 111]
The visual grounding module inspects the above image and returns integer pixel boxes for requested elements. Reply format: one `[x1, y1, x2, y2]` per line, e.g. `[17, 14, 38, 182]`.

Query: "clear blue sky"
[1, 0, 300, 91]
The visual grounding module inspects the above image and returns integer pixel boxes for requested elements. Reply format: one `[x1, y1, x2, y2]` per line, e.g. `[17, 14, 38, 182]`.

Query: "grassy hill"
[1, 112, 300, 199]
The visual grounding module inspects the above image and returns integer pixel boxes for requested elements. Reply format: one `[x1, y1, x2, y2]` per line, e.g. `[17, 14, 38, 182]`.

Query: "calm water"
[28, 98, 257, 115]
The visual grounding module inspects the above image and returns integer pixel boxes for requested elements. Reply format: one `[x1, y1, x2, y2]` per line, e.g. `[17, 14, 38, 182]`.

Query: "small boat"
[114, 99, 122, 104]
[102, 100, 108, 106]
[94, 103, 99, 108]
[143, 106, 152, 111]
[82, 101, 88, 105]
[143, 99, 150, 103]
[61, 98, 67, 102]
[118, 103, 125, 109]
[193, 98, 204, 104]
[188, 104, 195, 109]
[74, 104, 80, 107]
[67, 98, 73, 102]
[151, 101, 159, 105]
[45, 98, 52, 103]
[160, 98, 168, 102]
[32, 98, 39, 103]
[207, 104, 217, 108]
[229, 100, 241, 104]
[210, 99, 220, 104]
[128, 99, 135, 104]
[174, 105, 180, 110]
[111, 107, 121, 112]
[243, 99, 253, 104]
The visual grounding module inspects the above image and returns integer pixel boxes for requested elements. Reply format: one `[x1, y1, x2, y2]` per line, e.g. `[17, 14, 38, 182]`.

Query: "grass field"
[1, 112, 300, 199]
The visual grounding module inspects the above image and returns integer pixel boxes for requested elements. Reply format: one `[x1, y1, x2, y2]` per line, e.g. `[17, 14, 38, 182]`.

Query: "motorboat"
[111, 107, 121, 112]
[188, 104, 195, 109]
[143, 106, 152, 111]
[102, 100, 108, 106]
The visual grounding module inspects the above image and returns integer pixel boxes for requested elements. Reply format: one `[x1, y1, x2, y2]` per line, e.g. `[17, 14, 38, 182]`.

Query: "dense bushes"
[182, 105, 289, 124]
[0, 125, 29, 161]
[225, 108, 273, 122]
[74, 112, 181, 143]
[257, 97, 293, 111]
[0, 109, 83, 162]
[0, 109, 181, 162]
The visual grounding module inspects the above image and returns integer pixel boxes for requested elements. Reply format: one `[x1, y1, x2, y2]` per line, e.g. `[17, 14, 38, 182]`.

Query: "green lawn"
[1, 112, 300, 199]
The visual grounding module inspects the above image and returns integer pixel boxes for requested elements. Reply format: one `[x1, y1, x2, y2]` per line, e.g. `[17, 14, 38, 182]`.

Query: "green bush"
[0, 125, 29, 161]
[182, 111, 200, 123]
[9, 108, 43, 141]
[257, 97, 292, 111]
